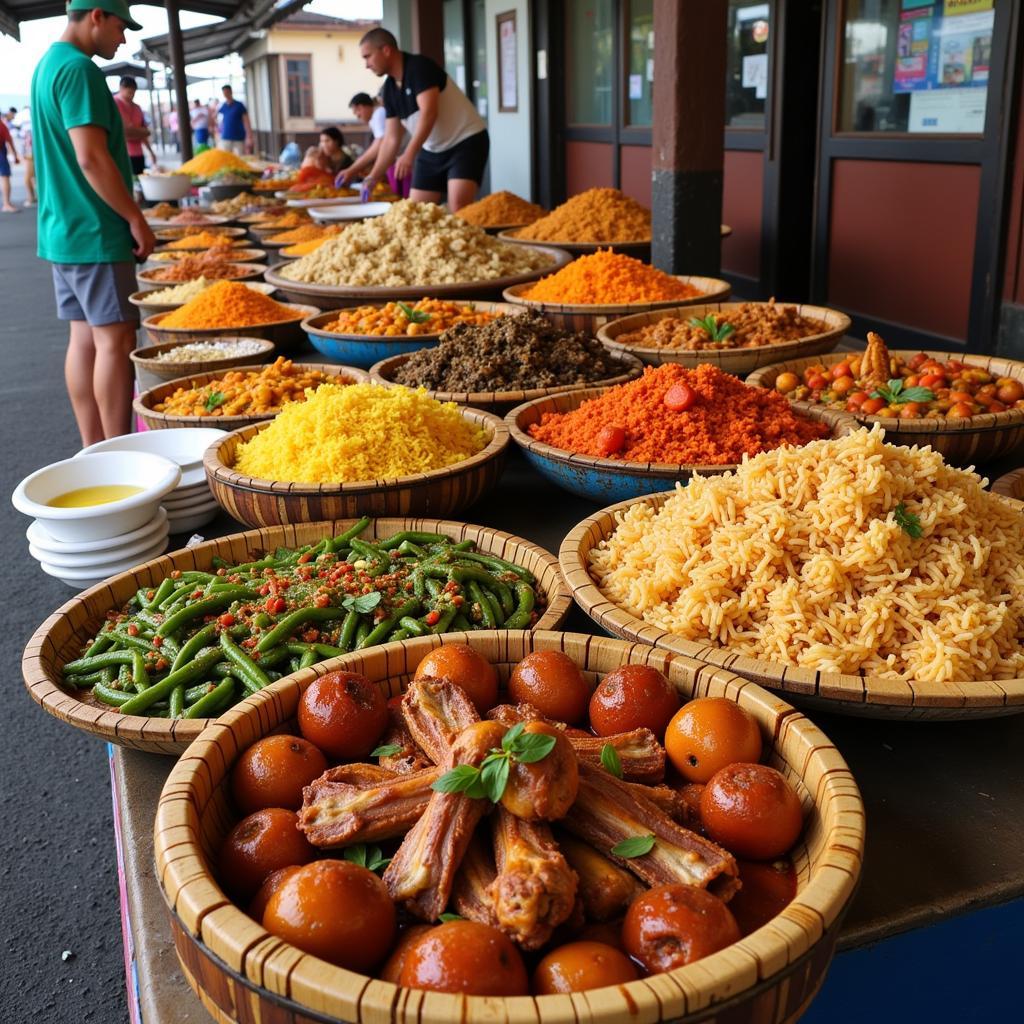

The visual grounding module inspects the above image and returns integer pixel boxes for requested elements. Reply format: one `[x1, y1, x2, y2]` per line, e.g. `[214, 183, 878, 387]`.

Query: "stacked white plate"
[79, 427, 225, 535]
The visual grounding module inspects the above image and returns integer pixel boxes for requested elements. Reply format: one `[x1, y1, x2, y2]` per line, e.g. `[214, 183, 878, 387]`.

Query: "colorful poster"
[943, 0, 992, 14]
[908, 86, 987, 131]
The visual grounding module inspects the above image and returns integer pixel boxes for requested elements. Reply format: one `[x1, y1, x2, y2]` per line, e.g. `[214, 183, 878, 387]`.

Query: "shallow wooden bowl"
[147, 247, 267, 266]
[129, 337, 276, 391]
[991, 466, 1024, 500]
[503, 276, 732, 337]
[371, 349, 645, 414]
[133, 361, 367, 430]
[136, 263, 266, 292]
[746, 351, 1024, 467]
[144, 215, 229, 230]
[562, 490, 1024, 719]
[262, 244, 572, 309]
[204, 406, 510, 525]
[498, 229, 652, 260]
[153, 629, 863, 1024]
[23, 524, 569, 755]
[506, 388, 857, 502]
[154, 226, 246, 242]
[142, 303, 319, 356]
[598, 302, 851, 374]
[128, 282, 278, 322]
[301, 302, 523, 369]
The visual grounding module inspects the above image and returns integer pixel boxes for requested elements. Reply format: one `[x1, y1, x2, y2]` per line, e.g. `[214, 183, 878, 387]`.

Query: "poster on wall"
[497, 11, 518, 113]
[908, 86, 987, 131]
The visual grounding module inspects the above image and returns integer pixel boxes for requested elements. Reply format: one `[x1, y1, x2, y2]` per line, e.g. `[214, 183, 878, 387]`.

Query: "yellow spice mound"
[178, 149, 253, 176]
[456, 190, 546, 227]
[514, 187, 651, 243]
[165, 231, 236, 249]
[234, 383, 489, 483]
[160, 280, 295, 329]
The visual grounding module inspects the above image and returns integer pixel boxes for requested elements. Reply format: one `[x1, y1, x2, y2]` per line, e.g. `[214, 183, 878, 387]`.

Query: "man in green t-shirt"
[31, 0, 156, 445]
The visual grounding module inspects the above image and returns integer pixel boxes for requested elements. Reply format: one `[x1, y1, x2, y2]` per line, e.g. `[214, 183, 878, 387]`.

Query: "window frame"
[283, 54, 314, 122]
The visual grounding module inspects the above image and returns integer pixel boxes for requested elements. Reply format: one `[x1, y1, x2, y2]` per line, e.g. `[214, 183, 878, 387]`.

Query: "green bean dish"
[62, 518, 544, 719]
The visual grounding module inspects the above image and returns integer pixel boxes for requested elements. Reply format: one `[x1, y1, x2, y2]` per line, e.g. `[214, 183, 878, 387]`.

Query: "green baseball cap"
[66, 0, 143, 32]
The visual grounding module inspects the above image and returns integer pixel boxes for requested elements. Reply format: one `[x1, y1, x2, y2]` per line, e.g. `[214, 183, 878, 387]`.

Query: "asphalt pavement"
[1, 173, 130, 1022]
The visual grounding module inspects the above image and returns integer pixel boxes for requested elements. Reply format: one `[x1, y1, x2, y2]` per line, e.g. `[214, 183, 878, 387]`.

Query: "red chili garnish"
[302, 629, 320, 642]
[259, 585, 270, 596]
[265, 596, 286, 615]
[170, 570, 182, 580]
[152, 635, 163, 648]
[298, 551, 314, 564]
[425, 610, 441, 626]
[155, 658, 169, 671]
[664, 383, 697, 412]
[313, 593, 330, 608]
[126, 623, 140, 637]
[219, 613, 235, 627]
[145, 590, 155, 601]
[452, 595, 464, 607]
[596, 424, 627, 457]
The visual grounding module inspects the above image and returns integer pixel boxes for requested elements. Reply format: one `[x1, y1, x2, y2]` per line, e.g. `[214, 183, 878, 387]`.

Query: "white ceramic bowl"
[163, 491, 218, 513]
[39, 535, 171, 589]
[78, 427, 226, 473]
[168, 481, 212, 501]
[166, 506, 219, 535]
[30, 517, 170, 568]
[26, 507, 169, 555]
[12, 452, 181, 542]
[309, 201, 391, 223]
[139, 174, 192, 201]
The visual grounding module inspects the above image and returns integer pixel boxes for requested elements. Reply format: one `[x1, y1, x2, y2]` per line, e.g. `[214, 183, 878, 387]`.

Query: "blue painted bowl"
[301, 302, 523, 370]
[506, 387, 857, 503]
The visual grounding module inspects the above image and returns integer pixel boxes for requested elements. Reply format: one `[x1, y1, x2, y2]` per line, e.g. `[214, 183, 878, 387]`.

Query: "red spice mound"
[528, 363, 830, 464]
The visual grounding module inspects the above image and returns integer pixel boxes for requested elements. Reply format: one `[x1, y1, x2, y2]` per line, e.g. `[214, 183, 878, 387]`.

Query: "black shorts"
[130, 155, 146, 175]
[412, 130, 490, 192]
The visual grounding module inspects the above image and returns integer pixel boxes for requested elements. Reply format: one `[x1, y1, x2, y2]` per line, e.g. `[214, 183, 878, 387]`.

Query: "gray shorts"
[52, 261, 140, 327]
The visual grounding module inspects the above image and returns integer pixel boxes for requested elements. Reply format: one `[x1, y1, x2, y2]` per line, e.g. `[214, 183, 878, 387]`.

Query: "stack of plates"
[78, 427, 225, 535]
[27, 508, 170, 589]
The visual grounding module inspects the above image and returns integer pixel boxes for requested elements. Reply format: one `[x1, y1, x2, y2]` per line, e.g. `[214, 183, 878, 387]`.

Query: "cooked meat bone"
[556, 831, 644, 921]
[401, 676, 480, 762]
[564, 762, 740, 899]
[452, 834, 498, 926]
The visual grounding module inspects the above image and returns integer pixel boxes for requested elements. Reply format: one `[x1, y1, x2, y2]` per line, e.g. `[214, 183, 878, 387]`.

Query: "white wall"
[484, 0, 532, 199]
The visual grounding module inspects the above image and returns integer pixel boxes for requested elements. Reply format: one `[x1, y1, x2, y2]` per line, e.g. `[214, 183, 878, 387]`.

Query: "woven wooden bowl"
[506, 388, 857, 502]
[746, 351, 1024, 467]
[144, 215, 228, 230]
[204, 407, 510, 526]
[262, 244, 572, 310]
[597, 302, 851, 374]
[142, 303, 319, 356]
[371, 349, 645, 415]
[153, 629, 862, 1024]
[502, 276, 732, 337]
[562, 490, 1024, 720]
[22, 525, 571, 755]
[147, 247, 267, 266]
[128, 282, 278, 320]
[302, 302, 524, 369]
[992, 466, 1024, 500]
[134, 362, 367, 431]
[137, 264, 266, 292]
[154, 226, 247, 243]
[129, 337, 276, 391]
[498, 230, 652, 260]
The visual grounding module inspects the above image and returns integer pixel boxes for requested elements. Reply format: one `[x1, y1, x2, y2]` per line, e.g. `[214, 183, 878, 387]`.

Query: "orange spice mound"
[513, 188, 650, 243]
[456, 190, 547, 227]
[267, 224, 341, 244]
[528, 364, 830, 464]
[521, 250, 700, 305]
[160, 280, 296, 329]
[164, 231, 236, 250]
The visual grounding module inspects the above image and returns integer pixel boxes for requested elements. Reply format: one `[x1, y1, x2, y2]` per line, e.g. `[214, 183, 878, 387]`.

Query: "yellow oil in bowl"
[48, 485, 145, 508]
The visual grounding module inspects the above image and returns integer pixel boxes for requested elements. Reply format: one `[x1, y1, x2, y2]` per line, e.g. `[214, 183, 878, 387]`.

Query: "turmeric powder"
[513, 188, 651, 243]
[520, 250, 701, 305]
[159, 281, 297, 329]
[456, 191, 547, 227]
[267, 224, 341, 245]
[164, 231, 240, 250]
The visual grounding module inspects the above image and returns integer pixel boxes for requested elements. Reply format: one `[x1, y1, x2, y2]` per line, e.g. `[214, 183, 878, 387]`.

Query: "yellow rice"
[589, 426, 1024, 683]
[233, 383, 488, 483]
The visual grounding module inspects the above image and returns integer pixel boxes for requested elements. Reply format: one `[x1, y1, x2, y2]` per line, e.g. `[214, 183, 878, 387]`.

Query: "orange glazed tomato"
[248, 864, 302, 923]
[218, 808, 315, 901]
[700, 762, 803, 860]
[623, 884, 740, 972]
[379, 924, 433, 984]
[398, 920, 529, 995]
[413, 643, 499, 714]
[263, 860, 396, 971]
[727, 859, 798, 936]
[532, 941, 639, 994]
[231, 734, 328, 814]
[589, 664, 680, 737]
[508, 650, 591, 724]
[298, 670, 389, 759]
[664, 697, 762, 784]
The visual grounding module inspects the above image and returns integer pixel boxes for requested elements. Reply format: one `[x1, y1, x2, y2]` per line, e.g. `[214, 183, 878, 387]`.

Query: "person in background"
[355, 27, 488, 211]
[217, 84, 251, 155]
[337, 91, 411, 196]
[190, 98, 209, 147]
[301, 126, 352, 176]
[0, 111, 19, 212]
[31, 0, 156, 445]
[19, 109, 36, 205]
[167, 104, 178, 151]
[113, 75, 155, 175]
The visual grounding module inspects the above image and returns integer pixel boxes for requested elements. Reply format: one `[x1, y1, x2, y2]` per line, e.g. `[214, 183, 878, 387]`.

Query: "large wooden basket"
[129, 337, 276, 392]
[21, 523, 571, 754]
[498, 229, 652, 260]
[502, 276, 732, 337]
[597, 302, 851, 374]
[746, 351, 1024, 467]
[561, 491, 1024, 720]
[370, 349, 644, 414]
[154, 630, 863, 1024]
[505, 388, 857, 503]
[262, 244, 572, 310]
[992, 466, 1024, 500]
[204, 407, 510, 526]
[133, 362, 368, 431]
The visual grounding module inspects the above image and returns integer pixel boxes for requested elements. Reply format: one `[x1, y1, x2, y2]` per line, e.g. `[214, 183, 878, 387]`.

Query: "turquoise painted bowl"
[505, 387, 858, 503]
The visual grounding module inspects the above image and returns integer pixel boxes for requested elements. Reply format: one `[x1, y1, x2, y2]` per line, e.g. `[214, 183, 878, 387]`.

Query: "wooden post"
[411, 0, 445, 67]
[165, 0, 193, 161]
[651, 0, 727, 275]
